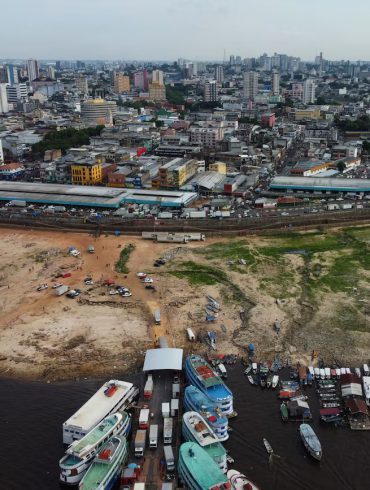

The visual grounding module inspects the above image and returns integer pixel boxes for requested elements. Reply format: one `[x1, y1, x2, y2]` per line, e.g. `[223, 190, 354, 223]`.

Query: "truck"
[158, 212, 173, 219]
[55, 285, 69, 296]
[149, 424, 158, 449]
[163, 446, 175, 472]
[189, 210, 206, 219]
[134, 429, 146, 457]
[139, 409, 150, 429]
[186, 328, 195, 341]
[54, 205, 66, 213]
[144, 374, 153, 400]
[170, 399, 179, 417]
[163, 417, 173, 444]
[162, 402, 170, 419]
[159, 336, 168, 348]
[154, 308, 161, 325]
[7, 200, 27, 207]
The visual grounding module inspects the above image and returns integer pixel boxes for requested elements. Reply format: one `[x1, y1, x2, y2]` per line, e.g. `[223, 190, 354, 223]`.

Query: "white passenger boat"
[227, 469, 261, 490]
[182, 411, 227, 473]
[272, 375, 279, 388]
[63, 380, 138, 444]
[340, 368, 346, 375]
[60, 412, 131, 485]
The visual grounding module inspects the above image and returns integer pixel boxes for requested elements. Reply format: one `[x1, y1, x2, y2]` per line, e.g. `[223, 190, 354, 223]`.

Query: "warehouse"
[269, 176, 370, 196]
[0, 181, 197, 208]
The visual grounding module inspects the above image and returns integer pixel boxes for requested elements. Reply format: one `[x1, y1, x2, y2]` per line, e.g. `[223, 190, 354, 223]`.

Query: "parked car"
[84, 279, 94, 285]
[37, 284, 48, 291]
[143, 277, 153, 283]
[109, 289, 119, 295]
[66, 289, 81, 298]
[52, 282, 62, 289]
[145, 285, 155, 290]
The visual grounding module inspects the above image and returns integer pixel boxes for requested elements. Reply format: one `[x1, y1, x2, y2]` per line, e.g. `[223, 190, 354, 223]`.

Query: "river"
[0, 367, 367, 490]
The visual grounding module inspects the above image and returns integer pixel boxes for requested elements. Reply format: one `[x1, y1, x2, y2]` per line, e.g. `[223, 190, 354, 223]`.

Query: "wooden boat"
[260, 374, 267, 389]
[263, 438, 273, 455]
[299, 424, 322, 461]
[247, 375, 254, 385]
[280, 402, 288, 422]
[267, 374, 273, 389]
[355, 368, 362, 378]
[272, 375, 279, 388]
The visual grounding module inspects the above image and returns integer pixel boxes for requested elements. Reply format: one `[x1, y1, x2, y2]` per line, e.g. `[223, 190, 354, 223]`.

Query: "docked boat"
[299, 424, 322, 461]
[182, 411, 227, 473]
[244, 365, 252, 375]
[185, 355, 234, 415]
[227, 469, 261, 490]
[260, 373, 267, 389]
[60, 412, 131, 485]
[79, 434, 128, 490]
[184, 385, 229, 441]
[266, 374, 273, 389]
[252, 362, 258, 374]
[247, 375, 254, 385]
[355, 368, 362, 378]
[263, 438, 273, 454]
[178, 442, 229, 490]
[272, 375, 279, 388]
[218, 363, 227, 379]
[280, 402, 288, 422]
[63, 380, 138, 445]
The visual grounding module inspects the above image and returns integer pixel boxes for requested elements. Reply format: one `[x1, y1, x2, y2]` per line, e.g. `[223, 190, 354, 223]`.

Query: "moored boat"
[280, 402, 288, 422]
[299, 424, 322, 461]
[79, 434, 128, 490]
[263, 438, 273, 454]
[252, 362, 258, 374]
[184, 385, 229, 441]
[267, 374, 272, 389]
[178, 442, 229, 490]
[247, 375, 254, 385]
[271, 375, 279, 388]
[185, 355, 234, 415]
[182, 411, 227, 473]
[60, 412, 130, 485]
[244, 365, 252, 375]
[227, 469, 261, 490]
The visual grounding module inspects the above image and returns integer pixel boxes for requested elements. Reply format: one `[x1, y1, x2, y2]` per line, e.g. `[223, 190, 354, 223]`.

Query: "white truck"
[154, 309, 161, 325]
[55, 285, 69, 296]
[149, 424, 158, 449]
[162, 402, 170, 418]
[163, 417, 173, 444]
[135, 429, 146, 457]
[139, 408, 150, 429]
[164, 446, 175, 472]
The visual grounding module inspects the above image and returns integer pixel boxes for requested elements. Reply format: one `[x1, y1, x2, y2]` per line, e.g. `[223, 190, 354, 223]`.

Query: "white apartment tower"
[27, 59, 39, 81]
[204, 80, 219, 102]
[215, 65, 224, 83]
[0, 84, 9, 114]
[0, 139, 4, 164]
[272, 71, 280, 96]
[152, 70, 164, 85]
[303, 79, 316, 104]
[243, 71, 258, 100]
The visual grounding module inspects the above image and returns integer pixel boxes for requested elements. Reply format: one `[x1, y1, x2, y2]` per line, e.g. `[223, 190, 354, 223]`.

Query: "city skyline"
[1, 0, 370, 61]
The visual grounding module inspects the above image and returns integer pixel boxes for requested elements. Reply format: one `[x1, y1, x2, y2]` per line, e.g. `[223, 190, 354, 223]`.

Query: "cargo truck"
[163, 417, 173, 444]
[154, 308, 161, 325]
[162, 402, 170, 418]
[139, 409, 150, 429]
[55, 285, 69, 296]
[163, 446, 175, 472]
[134, 429, 146, 457]
[144, 374, 153, 399]
[149, 424, 158, 449]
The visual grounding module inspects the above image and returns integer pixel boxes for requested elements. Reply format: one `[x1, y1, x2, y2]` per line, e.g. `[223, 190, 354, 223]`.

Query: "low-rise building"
[159, 158, 198, 188]
[71, 160, 102, 185]
[0, 162, 25, 180]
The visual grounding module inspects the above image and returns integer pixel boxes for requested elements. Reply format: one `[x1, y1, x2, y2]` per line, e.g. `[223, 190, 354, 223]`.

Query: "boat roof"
[63, 380, 133, 431]
[179, 442, 228, 489]
[68, 413, 123, 457]
[183, 411, 219, 447]
[300, 424, 321, 452]
[191, 356, 222, 388]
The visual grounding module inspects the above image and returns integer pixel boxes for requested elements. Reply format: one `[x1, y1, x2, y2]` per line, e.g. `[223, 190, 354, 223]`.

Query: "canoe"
[263, 438, 273, 454]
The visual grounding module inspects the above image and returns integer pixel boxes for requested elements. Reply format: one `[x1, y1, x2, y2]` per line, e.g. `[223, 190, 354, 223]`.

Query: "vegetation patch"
[115, 244, 135, 274]
[170, 261, 228, 286]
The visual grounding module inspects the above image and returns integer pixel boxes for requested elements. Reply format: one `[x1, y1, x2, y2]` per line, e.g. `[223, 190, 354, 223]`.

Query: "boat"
[319, 369, 325, 380]
[218, 363, 227, 379]
[263, 438, 273, 455]
[226, 453, 234, 464]
[178, 442, 229, 490]
[280, 380, 299, 389]
[299, 366, 307, 386]
[324, 368, 331, 379]
[184, 385, 229, 441]
[335, 368, 341, 378]
[182, 411, 227, 473]
[272, 375, 279, 388]
[60, 412, 131, 485]
[252, 362, 258, 374]
[227, 469, 261, 490]
[63, 380, 139, 445]
[185, 355, 234, 415]
[79, 434, 128, 490]
[355, 368, 362, 378]
[307, 372, 313, 386]
[314, 367, 320, 379]
[247, 375, 254, 385]
[244, 365, 252, 375]
[322, 402, 341, 408]
[267, 374, 273, 389]
[330, 368, 337, 378]
[299, 424, 322, 461]
[260, 374, 267, 389]
[280, 402, 288, 422]
[278, 390, 297, 399]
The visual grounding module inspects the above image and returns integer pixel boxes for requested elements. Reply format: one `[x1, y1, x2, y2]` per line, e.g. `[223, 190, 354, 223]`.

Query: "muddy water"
[0, 367, 367, 490]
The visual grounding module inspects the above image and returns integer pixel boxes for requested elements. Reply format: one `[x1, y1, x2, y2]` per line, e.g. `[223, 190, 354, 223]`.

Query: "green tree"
[337, 161, 346, 173]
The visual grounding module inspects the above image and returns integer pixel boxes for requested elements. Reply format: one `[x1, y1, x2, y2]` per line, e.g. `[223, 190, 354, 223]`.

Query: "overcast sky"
[2, 0, 369, 61]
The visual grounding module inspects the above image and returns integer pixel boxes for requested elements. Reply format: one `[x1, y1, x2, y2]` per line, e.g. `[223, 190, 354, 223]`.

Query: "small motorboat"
[227, 469, 261, 490]
[267, 374, 273, 389]
[248, 375, 254, 385]
[330, 368, 337, 378]
[218, 363, 227, 379]
[272, 375, 279, 388]
[280, 402, 288, 422]
[244, 365, 252, 375]
[260, 374, 267, 389]
[226, 453, 235, 464]
[263, 438, 273, 455]
[252, 362, 258, 374]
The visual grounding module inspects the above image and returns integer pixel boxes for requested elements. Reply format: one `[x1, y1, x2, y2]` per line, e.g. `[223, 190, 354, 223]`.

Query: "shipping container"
[189, 210, 206, 219]
[172, 383, 180, 398]
[55, 285, 69, 296]
[158, 212, 173, 219]
[154, 309, 161, 325]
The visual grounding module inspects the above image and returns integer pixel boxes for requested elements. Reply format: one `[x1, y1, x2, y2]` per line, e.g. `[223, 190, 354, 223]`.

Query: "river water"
[0, 367, 367, 490]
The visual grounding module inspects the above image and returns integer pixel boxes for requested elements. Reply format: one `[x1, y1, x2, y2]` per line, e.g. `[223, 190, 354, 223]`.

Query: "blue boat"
[184, 385, 229, 441]
[185, 355, 234, 416]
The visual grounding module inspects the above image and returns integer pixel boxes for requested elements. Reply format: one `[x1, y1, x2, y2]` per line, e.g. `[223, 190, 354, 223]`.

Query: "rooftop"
[143, 348, 183, 371]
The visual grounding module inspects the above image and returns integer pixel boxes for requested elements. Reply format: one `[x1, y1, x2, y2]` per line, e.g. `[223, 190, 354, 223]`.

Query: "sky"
[1, 0, 370, 61]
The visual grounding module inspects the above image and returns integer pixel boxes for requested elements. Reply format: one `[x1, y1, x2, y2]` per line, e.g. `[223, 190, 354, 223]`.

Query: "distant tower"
[243, 71, 258, 100]
[215, 65, 224, 84]
[27, 59, 39, 81]
[0, 139, 4, 164]
[272, 71, 280, 96]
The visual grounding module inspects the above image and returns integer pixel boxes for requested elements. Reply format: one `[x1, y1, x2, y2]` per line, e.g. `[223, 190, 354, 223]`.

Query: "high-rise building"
[152, 70, 164, 85]
[81, 99, 117, 126]
[27, 59, 39, 81]
[75, 75, 88, 94]
[291, 82, 304, 101]
[134, 70, 149, 91]
[204, 80, 219, 102]
[229, 55, 235, 66]
[215, 65, 224, 83]
[0, 139, 3, 164]
[0, 84, 9, 114]
[6, 65, 18, 85]
[272, 71, 280, 96]
[113, 73, 130, 93]
[303, 79, 316, 104]
[6, 83, 28, 103]
[56, 61, 61, 71]
[47, 65, 56, 79]
[149, 83, 166, 100]
[243, 71, 258, 100]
